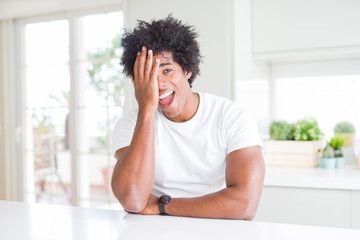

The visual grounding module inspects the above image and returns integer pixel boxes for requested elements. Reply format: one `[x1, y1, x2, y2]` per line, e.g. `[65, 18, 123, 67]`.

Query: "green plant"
[322, 144, 334, 158]
[269, 121, 296, 140]
[87, 34, 125, 108]
[294, 118, 323, 141]
[329, 136, 345, 157]
[334, 121, 355, 133]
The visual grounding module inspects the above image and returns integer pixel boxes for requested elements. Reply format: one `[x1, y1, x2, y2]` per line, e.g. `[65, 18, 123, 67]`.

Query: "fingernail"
[148, 49, 152, 55]
[137, 51, 140, 55]
[142, 46, 146, 51]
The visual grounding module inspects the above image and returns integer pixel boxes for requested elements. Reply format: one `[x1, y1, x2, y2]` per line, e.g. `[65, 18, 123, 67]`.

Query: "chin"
[162, 111, 179, 118]
[161, 107, 181, 119]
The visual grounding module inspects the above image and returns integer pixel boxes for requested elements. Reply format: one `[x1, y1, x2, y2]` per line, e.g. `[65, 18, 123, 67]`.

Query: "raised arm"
[111, 47, 160, 213]
[137, 146, 265, 220]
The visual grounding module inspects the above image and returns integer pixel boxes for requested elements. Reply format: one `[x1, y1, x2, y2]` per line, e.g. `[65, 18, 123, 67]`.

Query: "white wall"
[233, 0, 270, 136]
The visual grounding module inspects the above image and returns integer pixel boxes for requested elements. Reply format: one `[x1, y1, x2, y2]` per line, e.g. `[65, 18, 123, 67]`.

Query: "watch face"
[159, 195, 171, 204]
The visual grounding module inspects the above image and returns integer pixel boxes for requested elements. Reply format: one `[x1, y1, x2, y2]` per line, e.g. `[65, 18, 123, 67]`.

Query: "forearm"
[112, 111, 155, 211]
[166, 186, 260, 220]
[165, 147, 264, 220]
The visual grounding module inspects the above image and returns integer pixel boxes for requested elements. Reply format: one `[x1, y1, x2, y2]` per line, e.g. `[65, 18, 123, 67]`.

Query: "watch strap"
[158, 195, 171, 215]
[159, 202, 167, 215]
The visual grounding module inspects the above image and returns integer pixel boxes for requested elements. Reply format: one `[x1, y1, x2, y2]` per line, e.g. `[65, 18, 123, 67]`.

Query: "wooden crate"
[264, 140, 323, 167]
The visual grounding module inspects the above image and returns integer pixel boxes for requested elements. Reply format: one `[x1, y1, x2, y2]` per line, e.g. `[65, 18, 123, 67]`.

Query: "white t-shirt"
[113, 92, 262, 198]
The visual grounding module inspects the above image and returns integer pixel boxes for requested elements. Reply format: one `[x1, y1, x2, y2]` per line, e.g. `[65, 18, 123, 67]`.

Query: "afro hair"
[120, 15, 202, 87]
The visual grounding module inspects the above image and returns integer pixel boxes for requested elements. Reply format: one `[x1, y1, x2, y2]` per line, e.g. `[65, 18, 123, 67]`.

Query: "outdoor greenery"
[34, 34, 125, 151]
[87, 34, 124, 108]
[86, 33, 124, 150]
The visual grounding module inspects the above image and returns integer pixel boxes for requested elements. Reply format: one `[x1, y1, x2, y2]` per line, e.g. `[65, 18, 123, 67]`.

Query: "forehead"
[152, 51, 183, 70]
[154, 51, 174, 63]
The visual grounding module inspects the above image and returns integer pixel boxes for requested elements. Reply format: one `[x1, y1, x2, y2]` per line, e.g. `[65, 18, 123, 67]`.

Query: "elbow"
[243, 200, 259, 220]
[231, 197, 259, 220]
[233, 205, 257, 221]
[242, 207, 257, 221]
[121, 195, 147, 213]
[113, 190, 147, 213]
[111, 182, 147, 213]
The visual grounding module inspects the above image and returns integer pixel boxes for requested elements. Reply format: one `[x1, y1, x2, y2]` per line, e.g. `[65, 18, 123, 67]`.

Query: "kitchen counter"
[1, 200, 360, 240]
[264, 165, 360, 190]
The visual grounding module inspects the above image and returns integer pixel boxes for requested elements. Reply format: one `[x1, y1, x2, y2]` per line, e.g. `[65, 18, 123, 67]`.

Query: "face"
[153, 51, 196, 122]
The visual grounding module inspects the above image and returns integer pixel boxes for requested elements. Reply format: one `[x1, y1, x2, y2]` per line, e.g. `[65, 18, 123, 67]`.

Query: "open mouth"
[159, 90, 174, 106]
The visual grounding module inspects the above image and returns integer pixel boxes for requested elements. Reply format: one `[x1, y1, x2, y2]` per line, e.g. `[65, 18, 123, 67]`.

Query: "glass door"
[22, 10, 125, 209]
[24, 19, 71, 204]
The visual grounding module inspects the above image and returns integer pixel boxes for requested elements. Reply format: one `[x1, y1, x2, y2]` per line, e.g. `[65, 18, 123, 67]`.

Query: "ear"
[185, 71, 192, 80]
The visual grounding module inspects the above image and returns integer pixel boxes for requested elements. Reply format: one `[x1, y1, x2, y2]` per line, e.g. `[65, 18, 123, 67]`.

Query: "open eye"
[164, 69, 172, 74]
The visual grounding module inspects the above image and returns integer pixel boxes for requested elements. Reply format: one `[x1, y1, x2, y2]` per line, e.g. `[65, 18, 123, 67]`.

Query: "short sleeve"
[112, 109, 138, 154]
[223, 103, 263, 154]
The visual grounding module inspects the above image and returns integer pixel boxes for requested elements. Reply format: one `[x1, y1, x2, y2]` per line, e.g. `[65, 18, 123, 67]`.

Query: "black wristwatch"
[158, 195, 171, 215]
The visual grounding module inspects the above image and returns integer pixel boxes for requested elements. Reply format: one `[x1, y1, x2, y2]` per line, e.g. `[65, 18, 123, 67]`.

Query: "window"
[236, 59, 360, 146]
[270, 59, 360, 141]
[273, 74, 360, 140]
[20, 9, 124, 209]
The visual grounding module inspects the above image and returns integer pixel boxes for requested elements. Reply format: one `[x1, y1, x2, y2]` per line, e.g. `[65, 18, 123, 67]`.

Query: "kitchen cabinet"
[256, 166, 360, 229]
[255, 187, 351, 228]
[351, 191, 360, 229]
[252, 0, 360, 60]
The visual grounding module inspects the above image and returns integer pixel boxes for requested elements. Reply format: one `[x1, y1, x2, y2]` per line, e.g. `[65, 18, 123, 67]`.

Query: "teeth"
[159, 91, 174, 99]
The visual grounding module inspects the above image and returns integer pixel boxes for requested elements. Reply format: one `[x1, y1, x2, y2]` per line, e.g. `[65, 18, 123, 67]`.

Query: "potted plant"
[269, 121, 295, 140]
[293, 119, 323, 141]
[320, 143, 336, 169]
[264, 118, 324, 167]
[329, 136, 345, 168]
[334, 121, 356, 147]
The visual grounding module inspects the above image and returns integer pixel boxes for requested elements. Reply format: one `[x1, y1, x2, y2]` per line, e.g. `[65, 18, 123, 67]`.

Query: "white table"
[1, 201, 360, 240]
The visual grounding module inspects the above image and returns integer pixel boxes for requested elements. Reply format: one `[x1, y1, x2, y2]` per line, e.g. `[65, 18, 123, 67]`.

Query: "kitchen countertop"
[264, 165, 360, 190]
[1, 200, 360, 240]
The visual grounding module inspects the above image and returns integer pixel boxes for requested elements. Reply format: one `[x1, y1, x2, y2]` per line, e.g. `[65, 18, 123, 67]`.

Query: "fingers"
[138, 46, 147, 80]
[133, 51, 140, 80]
[144, 49, 153, 78]
[151, 58, 160, 83]
[134, 46, 156, 83]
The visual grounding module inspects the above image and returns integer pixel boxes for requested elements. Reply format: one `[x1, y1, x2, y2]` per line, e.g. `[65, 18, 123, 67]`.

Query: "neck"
[167, 92, 199, 123]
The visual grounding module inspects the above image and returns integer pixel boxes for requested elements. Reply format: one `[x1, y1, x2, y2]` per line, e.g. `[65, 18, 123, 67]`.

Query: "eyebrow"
[159, 63, 172, 67]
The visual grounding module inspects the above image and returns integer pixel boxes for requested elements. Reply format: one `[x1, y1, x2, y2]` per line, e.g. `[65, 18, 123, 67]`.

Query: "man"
[111, 16, 265, 220]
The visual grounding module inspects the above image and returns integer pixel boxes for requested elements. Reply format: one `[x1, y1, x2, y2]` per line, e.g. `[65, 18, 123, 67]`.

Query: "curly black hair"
[120, 15, 202, 87]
